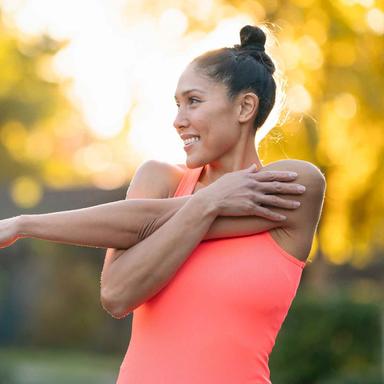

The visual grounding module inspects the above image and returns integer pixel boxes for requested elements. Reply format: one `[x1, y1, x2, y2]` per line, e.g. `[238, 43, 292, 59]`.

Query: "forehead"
[174, 63, 227, 97]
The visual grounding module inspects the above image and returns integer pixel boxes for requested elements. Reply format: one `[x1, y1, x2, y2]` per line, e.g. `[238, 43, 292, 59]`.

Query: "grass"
[0, 347, 121, 384]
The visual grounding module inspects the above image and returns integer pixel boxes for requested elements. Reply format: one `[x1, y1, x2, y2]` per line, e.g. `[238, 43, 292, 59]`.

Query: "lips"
[180, 133, 201, 151]
[180, 132, 200, 140]
[183, 136, 200, 145]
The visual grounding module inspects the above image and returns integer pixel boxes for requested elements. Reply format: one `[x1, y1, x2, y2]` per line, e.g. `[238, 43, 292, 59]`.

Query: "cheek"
[203, 126, 239, 155]
[200, 104, 237, 132]
[217, 104, 239, 128]
[206, 110, 239, 143]
[192, 101, 239, 151]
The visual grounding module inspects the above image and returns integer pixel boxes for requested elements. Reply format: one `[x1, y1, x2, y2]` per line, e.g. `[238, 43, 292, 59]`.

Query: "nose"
[173, 109, 189, 131]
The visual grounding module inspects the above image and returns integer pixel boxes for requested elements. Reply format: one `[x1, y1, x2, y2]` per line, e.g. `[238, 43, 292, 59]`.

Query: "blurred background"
[0, 0, 383, 383]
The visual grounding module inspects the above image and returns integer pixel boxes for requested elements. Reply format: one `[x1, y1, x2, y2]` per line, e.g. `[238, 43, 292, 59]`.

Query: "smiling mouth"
[183, 136, 200, 146]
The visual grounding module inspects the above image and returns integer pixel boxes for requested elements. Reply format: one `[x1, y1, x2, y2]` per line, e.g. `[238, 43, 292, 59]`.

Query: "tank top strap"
[173, 166, 205, 197]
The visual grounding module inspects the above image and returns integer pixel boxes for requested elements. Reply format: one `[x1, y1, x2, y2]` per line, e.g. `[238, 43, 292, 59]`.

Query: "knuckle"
[257, 171, 269, 181]
[246, 172, 254, 179]
[266, 171, 275, 181]
[244, 201, 253, 210]
[247, 177, 256, 186]
[244, 191, 253, 200]
[273, 181, 282, 192]
[262, 209, 273, 218]
[271, 196, 280, 205]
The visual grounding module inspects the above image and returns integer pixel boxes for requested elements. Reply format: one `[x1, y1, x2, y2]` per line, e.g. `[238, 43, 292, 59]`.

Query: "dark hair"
[192, 25, 277, 130]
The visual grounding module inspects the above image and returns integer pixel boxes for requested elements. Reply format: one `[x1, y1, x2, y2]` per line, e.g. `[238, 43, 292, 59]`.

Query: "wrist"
[191, 191, 219, 219]
[17, 214, 33, 238]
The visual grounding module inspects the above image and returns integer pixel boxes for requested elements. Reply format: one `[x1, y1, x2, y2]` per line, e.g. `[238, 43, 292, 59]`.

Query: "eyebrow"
[174, 88, 206, 99]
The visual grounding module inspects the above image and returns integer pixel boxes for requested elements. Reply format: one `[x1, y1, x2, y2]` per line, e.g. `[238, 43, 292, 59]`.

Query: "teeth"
[183, 137, 200, 145]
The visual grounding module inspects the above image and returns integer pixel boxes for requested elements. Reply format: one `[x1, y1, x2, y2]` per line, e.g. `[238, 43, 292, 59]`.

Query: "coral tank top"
[116, 166, 306, 384]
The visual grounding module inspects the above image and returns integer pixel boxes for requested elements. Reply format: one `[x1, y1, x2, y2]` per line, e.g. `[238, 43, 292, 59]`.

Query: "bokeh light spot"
[334, 93, 357, 120]
[280, 41, 301, 70]
[286, 84, 312, 113]
[11, 176, 43, 208]
[25, 130, 54, 161]
[366, 8, 384, 35]
[159, 8, 188, 37]
[298, 35, 323, 70]
[0, 121, 28, 160]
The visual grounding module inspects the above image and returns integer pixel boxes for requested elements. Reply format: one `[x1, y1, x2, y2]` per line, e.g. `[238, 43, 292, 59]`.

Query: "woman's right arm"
[100, 161, 303, 318]
[100, 161, 220, 319]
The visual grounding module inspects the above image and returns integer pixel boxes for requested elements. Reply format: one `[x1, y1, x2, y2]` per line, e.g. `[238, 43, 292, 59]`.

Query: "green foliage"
[0, 348, 120, 384]
[0, 1, 383, 263]
[0, 18, 63, 182]
[270, 292, 382, 383]
[0, 1, 383, 379]
[0, 240, 131, 354]
[1, 278, 382, 382]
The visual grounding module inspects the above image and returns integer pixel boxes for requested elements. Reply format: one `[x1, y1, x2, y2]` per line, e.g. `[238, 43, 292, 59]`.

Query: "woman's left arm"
[133, 160, 325, 245]
[0, 163, 310, 251]
[0, 198, 187, 250]
[0, 168, 304, 250]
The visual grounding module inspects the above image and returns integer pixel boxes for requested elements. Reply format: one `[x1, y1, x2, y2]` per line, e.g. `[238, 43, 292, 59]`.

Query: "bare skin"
[100, 63, 326, 318]
[0, 167, 304, 250]
[0, 64, 326, 320]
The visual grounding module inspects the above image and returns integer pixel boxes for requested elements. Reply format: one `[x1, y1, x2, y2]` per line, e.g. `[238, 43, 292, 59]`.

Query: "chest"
[148, 234, 301, 316]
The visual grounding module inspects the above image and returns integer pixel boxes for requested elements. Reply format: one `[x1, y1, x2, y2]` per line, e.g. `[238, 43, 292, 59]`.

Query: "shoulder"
[261, 159, 326, 230]
[263, 159, 325, 180]
[262, 159, 326, 261]
[263, 159, 326, 196]
[127, 160, 185, 199]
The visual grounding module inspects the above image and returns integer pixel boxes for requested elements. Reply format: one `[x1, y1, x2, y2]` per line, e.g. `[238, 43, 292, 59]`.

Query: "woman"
[102, 25, 324, 384]
[0, 25, 325, 383]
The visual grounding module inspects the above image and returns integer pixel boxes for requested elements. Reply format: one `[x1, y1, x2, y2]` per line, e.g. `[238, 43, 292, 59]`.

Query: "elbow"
[100, 285, 134, 319]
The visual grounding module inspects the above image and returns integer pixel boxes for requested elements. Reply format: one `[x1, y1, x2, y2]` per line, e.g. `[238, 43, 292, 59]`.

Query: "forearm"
[16, 191, 276, 250]
[101, 196, 218, 318]
[139, 202, 278, 242]
[17, 197, 189, 249]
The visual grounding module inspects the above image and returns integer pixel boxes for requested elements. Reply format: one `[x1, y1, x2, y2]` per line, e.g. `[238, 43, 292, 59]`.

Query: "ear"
[238, 92, 259, 124]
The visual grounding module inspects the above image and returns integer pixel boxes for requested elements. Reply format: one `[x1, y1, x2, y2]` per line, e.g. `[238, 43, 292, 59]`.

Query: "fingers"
[254, 170, 298, 182]
[253, 206, 287, 221]
[258, 181, 306, 195]
[259, 195, 301, 209]
[243, 163, 258, 173]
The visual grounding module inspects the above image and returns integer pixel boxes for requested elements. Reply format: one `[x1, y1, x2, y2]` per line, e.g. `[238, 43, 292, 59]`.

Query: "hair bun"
[240, 25, 266, 52]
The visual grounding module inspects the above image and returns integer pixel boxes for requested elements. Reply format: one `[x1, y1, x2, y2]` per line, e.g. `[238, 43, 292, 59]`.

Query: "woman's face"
[174, 63, 242, 168]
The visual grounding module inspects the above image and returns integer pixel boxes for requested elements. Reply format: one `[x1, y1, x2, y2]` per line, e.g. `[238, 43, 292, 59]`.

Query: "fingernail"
[289, 172, 298, 177]
[277, 215, 287, 221]
[293, 201, 301, 207]
[298, 186, 306, 192]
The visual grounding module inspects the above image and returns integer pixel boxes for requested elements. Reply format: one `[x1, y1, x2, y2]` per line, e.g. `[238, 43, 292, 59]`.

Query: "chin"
[185, 155, 208, 169]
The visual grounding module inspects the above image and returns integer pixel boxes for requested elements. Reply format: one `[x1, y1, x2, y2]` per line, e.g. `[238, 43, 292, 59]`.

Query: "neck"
[200, 131, 262, 185]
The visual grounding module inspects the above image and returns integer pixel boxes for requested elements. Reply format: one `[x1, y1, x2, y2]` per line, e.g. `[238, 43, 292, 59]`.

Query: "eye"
[189, 97, 200, 105]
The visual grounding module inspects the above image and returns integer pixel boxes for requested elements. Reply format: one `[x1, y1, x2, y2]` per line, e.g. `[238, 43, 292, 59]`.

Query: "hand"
[194, 164, 305, 221]
[0, 216, 22, 249]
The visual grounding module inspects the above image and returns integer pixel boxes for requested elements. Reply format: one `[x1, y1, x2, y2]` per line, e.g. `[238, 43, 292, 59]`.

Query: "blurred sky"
[0, 0, 273, 164]
[1, 0, 382, 164]
[0, 0, 383, 263]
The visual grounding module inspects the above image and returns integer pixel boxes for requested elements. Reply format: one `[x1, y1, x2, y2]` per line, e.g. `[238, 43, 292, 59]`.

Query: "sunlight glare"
[159, 8, 188, 37]
[1, 1, 286, 163]
[286, 84, 312, 113]
[366, 8, 384, 35]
